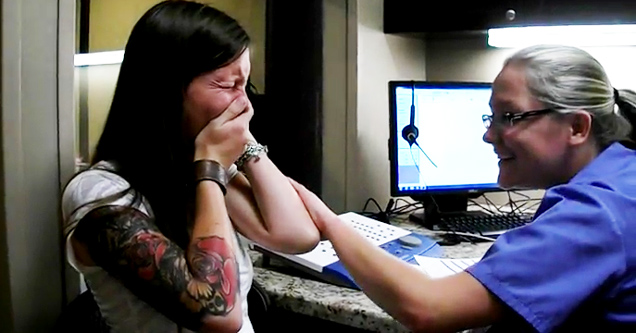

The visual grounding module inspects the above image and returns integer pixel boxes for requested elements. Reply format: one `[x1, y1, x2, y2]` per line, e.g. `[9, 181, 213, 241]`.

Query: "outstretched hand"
[288, 178, 340, 234]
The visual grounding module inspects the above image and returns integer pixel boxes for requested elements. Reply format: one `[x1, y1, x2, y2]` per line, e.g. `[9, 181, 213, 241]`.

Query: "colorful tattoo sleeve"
[73, 205, 240, 330]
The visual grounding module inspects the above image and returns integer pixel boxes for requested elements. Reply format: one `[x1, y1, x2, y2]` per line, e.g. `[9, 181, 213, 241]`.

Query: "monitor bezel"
[388, 80, 502, 198]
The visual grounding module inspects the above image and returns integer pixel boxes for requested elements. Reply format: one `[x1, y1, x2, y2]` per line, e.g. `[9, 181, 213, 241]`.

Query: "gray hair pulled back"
[504, 44, 636, 148]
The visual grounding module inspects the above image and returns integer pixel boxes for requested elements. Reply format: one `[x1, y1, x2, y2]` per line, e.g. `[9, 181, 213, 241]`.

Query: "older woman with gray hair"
[290, 44, 636, 332]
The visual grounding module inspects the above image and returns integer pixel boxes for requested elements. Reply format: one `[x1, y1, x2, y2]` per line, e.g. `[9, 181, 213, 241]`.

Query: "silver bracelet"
[236, 142, 268, 170]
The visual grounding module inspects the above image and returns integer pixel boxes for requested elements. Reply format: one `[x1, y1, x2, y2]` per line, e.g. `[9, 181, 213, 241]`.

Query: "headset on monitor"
[401, 81, 419, 146]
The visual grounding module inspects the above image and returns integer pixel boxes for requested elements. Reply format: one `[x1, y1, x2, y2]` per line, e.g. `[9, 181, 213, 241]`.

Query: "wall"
[78, 64, 121, 161]
[343, 0, 426, 212]
[427, 35, 636, 89]
[1, 0, 75, 331]
[87, 0, 266, 92]
[321, 0, 349, 212]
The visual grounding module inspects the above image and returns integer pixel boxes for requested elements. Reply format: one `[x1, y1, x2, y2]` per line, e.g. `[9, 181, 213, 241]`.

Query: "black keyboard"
[437, 213, 533, 237]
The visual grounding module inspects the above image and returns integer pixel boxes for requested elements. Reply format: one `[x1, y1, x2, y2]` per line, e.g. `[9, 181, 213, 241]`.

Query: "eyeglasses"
[482, 108, 556, 129]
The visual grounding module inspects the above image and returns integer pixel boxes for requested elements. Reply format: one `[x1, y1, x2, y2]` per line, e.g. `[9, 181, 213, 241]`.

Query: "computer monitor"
[388, 81, 501, 219]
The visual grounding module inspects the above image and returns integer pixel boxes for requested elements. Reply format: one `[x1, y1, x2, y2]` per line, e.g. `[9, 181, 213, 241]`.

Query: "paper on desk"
[413, 255, 481, 279]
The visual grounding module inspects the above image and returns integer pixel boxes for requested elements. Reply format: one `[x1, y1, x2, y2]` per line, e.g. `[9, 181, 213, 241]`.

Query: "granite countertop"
[249, 218, 494, 332]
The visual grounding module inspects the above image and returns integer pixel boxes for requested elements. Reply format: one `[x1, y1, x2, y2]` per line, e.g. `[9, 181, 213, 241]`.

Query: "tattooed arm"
[73, 181, 241, 333]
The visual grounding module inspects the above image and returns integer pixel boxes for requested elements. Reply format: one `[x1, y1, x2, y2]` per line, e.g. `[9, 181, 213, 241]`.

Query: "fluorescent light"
[488, 24, 636, 48]
[74, 50, 125, 67]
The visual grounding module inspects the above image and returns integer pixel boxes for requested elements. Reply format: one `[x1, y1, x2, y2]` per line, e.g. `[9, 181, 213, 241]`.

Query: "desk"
[249, 219, 494, 332]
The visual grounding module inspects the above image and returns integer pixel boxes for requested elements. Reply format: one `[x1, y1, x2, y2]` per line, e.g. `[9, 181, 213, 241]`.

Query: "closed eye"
[209, 80, 235, 89]
[222, 81, 246, 90]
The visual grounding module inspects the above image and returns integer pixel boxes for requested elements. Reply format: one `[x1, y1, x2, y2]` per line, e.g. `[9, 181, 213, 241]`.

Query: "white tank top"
[62, 161, 254, 333]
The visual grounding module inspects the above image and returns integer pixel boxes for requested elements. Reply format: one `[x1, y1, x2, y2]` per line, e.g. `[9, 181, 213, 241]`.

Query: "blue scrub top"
[467, 142, 636, 332]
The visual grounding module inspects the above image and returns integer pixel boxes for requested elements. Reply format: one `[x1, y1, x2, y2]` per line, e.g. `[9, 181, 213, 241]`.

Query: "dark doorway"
[250, 0, 324, 195]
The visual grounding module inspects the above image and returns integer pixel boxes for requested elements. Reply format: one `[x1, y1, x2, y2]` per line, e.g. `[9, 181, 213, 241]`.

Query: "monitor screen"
[388, 81, 501, 197]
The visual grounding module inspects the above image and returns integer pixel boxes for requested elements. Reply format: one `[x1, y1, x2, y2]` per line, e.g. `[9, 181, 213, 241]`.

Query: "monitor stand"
[409, 193, 487, 230]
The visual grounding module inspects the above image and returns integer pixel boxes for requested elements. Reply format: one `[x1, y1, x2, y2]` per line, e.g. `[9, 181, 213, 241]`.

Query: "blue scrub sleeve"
[466, 184, 626, 332]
